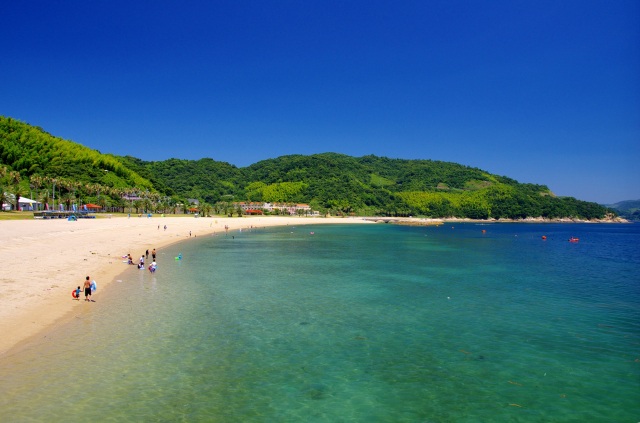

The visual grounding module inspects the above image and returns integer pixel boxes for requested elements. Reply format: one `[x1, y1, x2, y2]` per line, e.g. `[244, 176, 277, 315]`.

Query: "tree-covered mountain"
[0, 117, 153, 189]
[606, 200, 640, 221]
[0, 116, 617, 219]
[118, 156, 245, 204]
[0, 116, 157, 212]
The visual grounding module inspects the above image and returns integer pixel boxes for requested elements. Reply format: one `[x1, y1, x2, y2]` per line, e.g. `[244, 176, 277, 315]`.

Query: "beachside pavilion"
[1, 195, 41, 211]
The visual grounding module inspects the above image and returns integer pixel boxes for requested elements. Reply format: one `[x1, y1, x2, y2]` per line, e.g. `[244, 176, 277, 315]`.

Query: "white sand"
[0, 215, 371, 355]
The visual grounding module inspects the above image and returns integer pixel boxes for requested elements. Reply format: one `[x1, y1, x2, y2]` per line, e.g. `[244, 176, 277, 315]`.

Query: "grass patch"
[0, 211, 34, 220]
[464, 180, 493, 190]
[370, 173, 395, 187]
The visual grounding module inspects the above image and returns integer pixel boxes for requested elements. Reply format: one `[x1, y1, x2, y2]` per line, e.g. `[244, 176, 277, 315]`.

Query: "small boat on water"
[569, 237, 579, 243]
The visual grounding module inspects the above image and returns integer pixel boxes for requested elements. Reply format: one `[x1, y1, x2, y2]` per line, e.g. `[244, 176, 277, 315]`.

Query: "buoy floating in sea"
[542, 235, 547, 240]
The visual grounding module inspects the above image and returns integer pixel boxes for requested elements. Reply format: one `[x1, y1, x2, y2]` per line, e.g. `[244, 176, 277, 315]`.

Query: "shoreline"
[0, 214, 630, 357]
[0, 215, 371, 356]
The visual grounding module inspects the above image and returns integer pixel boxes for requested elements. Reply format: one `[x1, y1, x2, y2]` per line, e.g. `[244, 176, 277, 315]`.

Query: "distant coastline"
[364, 215, 630, 226]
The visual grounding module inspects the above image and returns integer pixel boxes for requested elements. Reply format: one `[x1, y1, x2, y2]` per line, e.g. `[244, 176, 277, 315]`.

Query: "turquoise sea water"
[0, 222, 638, 422]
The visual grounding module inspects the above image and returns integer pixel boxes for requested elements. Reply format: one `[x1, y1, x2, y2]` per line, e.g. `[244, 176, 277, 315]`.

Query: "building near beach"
[2, 195, 41, 211]
[233, 202, 315, 215]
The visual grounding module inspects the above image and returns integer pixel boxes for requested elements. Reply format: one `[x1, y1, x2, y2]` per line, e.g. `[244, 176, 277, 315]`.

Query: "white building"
[2, 195, 41, 211]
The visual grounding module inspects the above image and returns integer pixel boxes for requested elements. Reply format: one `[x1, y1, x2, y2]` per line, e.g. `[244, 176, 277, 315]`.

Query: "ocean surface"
[0, 222, 638, 422]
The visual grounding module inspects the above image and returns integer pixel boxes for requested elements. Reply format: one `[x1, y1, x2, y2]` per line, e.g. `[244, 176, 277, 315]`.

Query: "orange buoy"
[542, 235, 547, 240]
[72, 290, 78, 299]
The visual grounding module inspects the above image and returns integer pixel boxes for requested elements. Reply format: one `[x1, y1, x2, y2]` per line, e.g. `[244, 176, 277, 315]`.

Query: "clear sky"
[1, 1, 638, 204]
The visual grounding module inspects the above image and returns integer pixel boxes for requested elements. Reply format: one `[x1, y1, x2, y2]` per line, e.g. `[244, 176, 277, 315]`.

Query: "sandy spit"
[0, 215, 371, 356]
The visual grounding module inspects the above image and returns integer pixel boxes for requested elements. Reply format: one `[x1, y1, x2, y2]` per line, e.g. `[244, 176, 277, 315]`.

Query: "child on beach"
[75, 286, 81, 300]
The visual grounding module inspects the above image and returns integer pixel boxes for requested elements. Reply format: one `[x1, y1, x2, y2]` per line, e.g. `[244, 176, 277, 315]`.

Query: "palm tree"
[83, 183, 95, 206]
[34, 175, 46, 210]
[9, 171, 22, 211]
[120, 188, 133, 213]
[61, 192, 76, 211]
[143, 198, 152, 214]
[0, 184, 7, 212]
[38, 189, 50, 210]
[92, 183, 104, 206]
[111, 194, 126, 213]
[147, 192, 160, 213]
[42, 176, 54, 209]
[235, 204, 244, 217]
[200, 202, 212, 217]
[12, 185, 25, 211]
[97, 193, 109, 211]
[0, 167, 7, 211]
[133, 199, 143, 214]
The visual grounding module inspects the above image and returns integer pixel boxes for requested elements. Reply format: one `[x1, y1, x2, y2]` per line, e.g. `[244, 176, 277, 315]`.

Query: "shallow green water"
[1, 223, 638, 422]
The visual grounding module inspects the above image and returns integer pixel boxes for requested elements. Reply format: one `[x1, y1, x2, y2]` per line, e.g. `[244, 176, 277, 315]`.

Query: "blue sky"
[1, 1, 638, 204]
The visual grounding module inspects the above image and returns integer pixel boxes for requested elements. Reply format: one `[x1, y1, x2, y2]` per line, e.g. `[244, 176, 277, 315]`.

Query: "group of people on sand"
[125, 248, 157, 271]
[75, 248, 159, 302]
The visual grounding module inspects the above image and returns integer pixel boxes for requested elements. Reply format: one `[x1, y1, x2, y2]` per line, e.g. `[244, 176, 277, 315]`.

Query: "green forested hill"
[0, 117, 153, 190]
[606, 200, 640, 221]
[237, 153, 608, 219]
[117, 156, 245, 203]
[0, 116, 615, 219]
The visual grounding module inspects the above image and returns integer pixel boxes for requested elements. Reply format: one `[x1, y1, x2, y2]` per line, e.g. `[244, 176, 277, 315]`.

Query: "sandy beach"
[0, 215, 370, 356]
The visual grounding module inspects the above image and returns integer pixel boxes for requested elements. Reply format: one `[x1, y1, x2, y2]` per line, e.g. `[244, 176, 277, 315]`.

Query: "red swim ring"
[72, 290, 78, 299]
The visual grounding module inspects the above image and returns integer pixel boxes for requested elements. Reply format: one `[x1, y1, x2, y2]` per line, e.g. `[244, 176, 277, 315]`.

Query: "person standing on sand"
[83, 276, 92, 302]
[145, 249, 149, 259]
[152, 248, 156, 260]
